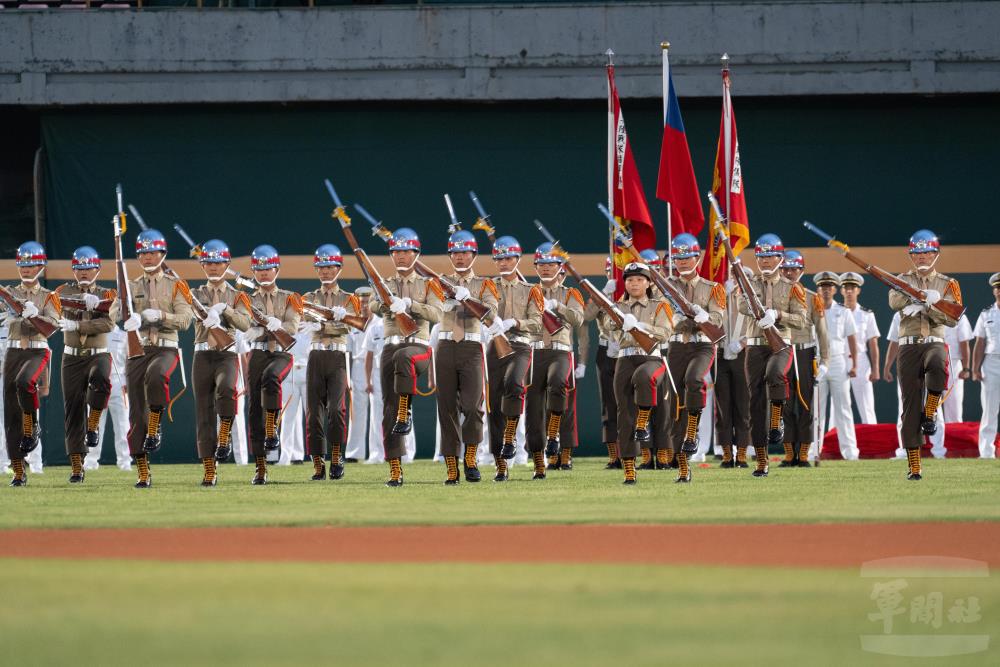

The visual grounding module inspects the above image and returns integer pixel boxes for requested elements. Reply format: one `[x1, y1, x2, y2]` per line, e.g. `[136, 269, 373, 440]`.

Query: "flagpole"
[607, 48, 615, 269]
[721, 53, 732, 234]
[662, 41, 673, 276]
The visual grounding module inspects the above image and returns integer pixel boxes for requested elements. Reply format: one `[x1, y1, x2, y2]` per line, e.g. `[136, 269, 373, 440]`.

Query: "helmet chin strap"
[207, 274, 226, 284]
[142, 255, 166, 273]
[912, 253, 939, 273]
[395, 256, 418, 273]
[319, 279, 337, 285]
[759, 260, 779, 277]
[21, 267, 44, 285]
[678, 266, 698, 277]
[255, 268, 279, 287]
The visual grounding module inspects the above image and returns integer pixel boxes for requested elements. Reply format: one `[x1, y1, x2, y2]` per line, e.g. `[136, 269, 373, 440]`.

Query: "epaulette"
[44, 292, 62, 318]
[946, 278, 963, 305]
[565, 287, 584, 307]
[426, 278, 445, 302]
[860, 306, 872, 313]
[528, 285, 545, 312]
[480, 278, 500, 301]
[286, 292, 304, 315]
[347, 294, 362, 316]
[710, 283, 727, 310]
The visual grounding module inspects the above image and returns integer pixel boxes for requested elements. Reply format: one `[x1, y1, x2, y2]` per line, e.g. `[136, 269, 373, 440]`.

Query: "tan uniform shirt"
[439, 272, 499, 337]
[889, 269, 962, 338]
[302, 284, 361, 346]
[5, 282, 60, 344]
[370, 272, 443, 340]
[738, 273, 808, 340]
[129, 270, 194, 344]
[248, 287, 301, 344]
[192, 281, 252, 345]
[666, 274, 726, 340]
[790, 288, 831, 363]
[56, 283, 119, 349]
[537, 282, 584, 349]
[607, 294, 673, 350]
[495, 277, 544, 341]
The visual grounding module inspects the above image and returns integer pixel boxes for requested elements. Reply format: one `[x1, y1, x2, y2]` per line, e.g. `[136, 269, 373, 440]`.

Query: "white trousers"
[815, 355, 859, 460]
[690, 377, 715, 462]
[977, 355, 1000, 458]
[942, 357, 964, 423]
[85, 383, 131, 470]
[278, 365, 307, 465]
[363, 366, 415, 464]
[894, 381, 945, 458]
[344, 360, 368, 461]
[849, 355, 878, 424]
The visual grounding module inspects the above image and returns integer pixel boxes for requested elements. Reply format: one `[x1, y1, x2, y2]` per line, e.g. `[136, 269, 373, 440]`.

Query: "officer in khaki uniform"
[779, 250, 829, 467]
[484, 235, 543, 482]
[737, 233, 807, 478]
[190, 239, 251, 487]
[244, 244, 301, 485]
[664, 234, 726, 483]
[584, 257, 621, 468]
[889, 229, 962, 480]
[370, 227, 443, 487]
[525, 242, 584, 480]
[605, 262, 672, 485]
[122, 230, 193, 489]
[300, 244, 361, 482]
[435, 230, 498, 485]
[5, 241, 59, 487]
[56, 246, 119, 484]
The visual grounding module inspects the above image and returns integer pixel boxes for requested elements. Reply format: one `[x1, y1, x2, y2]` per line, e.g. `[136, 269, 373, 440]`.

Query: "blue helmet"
[447, 230, 478, 254]
[15, 241, 47, 267]
[199, 239, 231, 264]
[250, 244, 281, 271]
[781, 249, 805, 270]
[492, 235, 522, 260]
[908, 229, 940, 254]
[313, 243, 343, 268]
[754, 233, 785, 258]
[389, 228, 421, 253]
[136, 229, 167, 256]
[670, 233, 701, 260]
[71, 245, 101, 271]
[533, 242, 564, 265]
[639, 248, 663, 269]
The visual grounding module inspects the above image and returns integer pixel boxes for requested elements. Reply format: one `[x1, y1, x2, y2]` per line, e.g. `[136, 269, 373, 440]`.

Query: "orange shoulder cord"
[529, 285, 545, 312]
[566, 288, 585, 308]
[791, 283, 807, 307]
[426, 278, 446, 303]
[480, 278, 500, 301]
[947, 279, 963, 305]
[655, 300, 675, 323]
[347, 294, 362, 316]
[103, 288, 118, 301]
[812, 293, 825, 317]
[173, 279, 194, 305]
[44, 292, 62, 318]
[286, 292, 304, 316]
[711, 283, 727, 310]
[234, 291, 253, 313]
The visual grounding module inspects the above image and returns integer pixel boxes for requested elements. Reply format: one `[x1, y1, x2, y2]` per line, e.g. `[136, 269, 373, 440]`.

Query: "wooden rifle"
[0, 285, 57, 338]
[58, 296, 114, 314]
[302, 300, 370, 332]
[114, 185, 145, 358]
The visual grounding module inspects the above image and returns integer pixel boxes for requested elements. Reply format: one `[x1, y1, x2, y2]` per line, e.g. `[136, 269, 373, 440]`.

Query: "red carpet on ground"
[820, 422, 997, 459]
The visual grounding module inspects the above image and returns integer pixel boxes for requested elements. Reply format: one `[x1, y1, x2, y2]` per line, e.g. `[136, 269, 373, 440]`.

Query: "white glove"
[389, 296, 411, 315]
[59, 318, 79, 332]
[22, 301, 39, 319]
[621, 313, 639, 331]
[501, 318, 517, 332]
[726, 338, 743, 356]
[298, 321, 321, 334]
[758, 309, 777, 329]
[815, 363, 828, 382]
[486, 320, 504, 337]
[141, 308, 161, 323]
[83, 293, 102, 311]
[265, 316, 282, 332]
[453, 286, 471, 302]
[210, 301, 228, 314]
[201, 309, 221, 329]
[544, 299, 558, 310]
[602, 279, 616, 296]
[924, 289, 941, 306]
[574, 363, 586, 379]
[692, 305, 710, 324]
[246, 326, 264, 339]
[902, 303, 926, 317]
[123, 313, 142, 332]
[725, 278, 737, 294]
[441, 299, 458, 313]
[606, 340, 620, 358]
[331, 306, 347, 321]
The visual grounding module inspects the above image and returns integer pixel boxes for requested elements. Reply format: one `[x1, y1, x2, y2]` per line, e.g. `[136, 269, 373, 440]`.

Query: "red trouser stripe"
[648, 363, 666, 407]
[162, 352, 179, 404]
[408, 348, 432, 394]
[26, 349, 51, 410]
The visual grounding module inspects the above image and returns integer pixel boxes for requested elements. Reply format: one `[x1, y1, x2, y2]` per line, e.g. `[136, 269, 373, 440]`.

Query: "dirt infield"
[3, 522, 998, 567]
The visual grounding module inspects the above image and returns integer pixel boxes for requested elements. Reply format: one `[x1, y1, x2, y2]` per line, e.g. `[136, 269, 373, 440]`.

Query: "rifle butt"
[342, 314, 369, 331]
[699, 321, 726, 344]
[126, 332, 145, 359]
[460, 297, 490, 321]
[271, 328, 296, 352]
[542, 309, 565, 335]
[935, 300, 966, 321]
[764, 328, 789, 354]
[31, 317, 58, 339]
[491, 333, 514, 359]
[395, 313, 419, 337]
[631, 328, 659, 355]
[208, 328, 236, 351]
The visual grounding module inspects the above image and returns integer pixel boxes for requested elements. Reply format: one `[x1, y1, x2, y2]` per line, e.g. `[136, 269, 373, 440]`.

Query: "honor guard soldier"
[813, 271, 860, 461]
[122, 230, 193, 488]
[972, 273, 1000, 459]
[640, 248, 675, 470]
[190, 240, 251, 486]
[779, 250, 829, 467]
[245, 245, 301, 485]
[484, 236, 543, 482]
[525, 242, 584, 480]
[370, 228, 443, 487]
[584, 257, 622, 468]
[839, 272, 881, 423]
[890, 229, 962, 480]
[716, 266, 752, 468]
[737, 233, 807, 477]
[301, 244, 361, 482]
[55, 246, 119, 483]
[608, 262, 672, 484]
[4, 242, 59, 487]
[664, 235, 725, 482]
[435, 230, 498, 485]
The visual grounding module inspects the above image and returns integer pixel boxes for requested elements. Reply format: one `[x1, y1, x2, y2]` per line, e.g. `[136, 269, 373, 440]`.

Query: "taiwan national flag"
[656, 49, 704, 240]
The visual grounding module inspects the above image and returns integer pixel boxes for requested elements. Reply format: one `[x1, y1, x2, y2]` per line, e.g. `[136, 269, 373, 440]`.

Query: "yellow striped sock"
[464, 444, 478, 469]
[86, 408, 103, 433]
[623, 457, 636, 482]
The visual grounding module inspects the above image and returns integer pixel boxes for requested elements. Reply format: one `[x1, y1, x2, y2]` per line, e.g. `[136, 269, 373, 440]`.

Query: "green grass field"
[1, 458, 998, 529]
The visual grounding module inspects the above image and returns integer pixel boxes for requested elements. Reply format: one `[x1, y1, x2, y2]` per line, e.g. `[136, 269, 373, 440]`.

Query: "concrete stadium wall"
[2, 1, 999, 105]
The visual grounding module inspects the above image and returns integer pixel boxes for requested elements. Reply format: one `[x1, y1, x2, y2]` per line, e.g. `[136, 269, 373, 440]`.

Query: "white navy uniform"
[974, 304, 1000, 458]
[814, 301, 860, 460]
[85, 326, 132, 471]
[942, 314, 973, 422]
[888, 313, 945, 458]
[846, 304, 880, 424]
[277, 330, 310, 465]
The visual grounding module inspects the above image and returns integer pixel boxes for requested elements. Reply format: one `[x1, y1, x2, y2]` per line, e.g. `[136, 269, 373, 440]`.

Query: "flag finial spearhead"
[661, 41, 670, 51]
[605, 49, 614, 66]
[720, 53, 730, 70]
